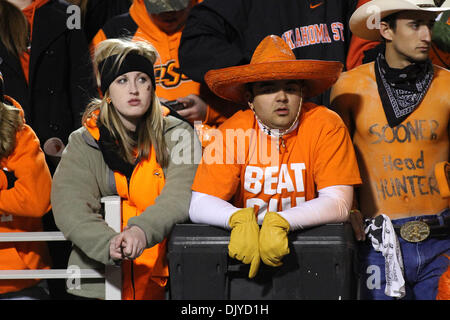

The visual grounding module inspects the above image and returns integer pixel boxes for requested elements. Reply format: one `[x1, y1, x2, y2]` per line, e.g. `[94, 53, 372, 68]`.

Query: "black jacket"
[0, 0, 97, 165]
[179, 0, 357, 106]
[82, 0, 132, 43]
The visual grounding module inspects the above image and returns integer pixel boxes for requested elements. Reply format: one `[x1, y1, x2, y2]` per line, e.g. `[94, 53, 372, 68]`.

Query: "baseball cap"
[145, 0, 190, 14]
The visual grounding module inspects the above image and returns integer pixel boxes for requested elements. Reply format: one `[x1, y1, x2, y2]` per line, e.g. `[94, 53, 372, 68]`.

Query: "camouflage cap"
[145, 0, 190, 14]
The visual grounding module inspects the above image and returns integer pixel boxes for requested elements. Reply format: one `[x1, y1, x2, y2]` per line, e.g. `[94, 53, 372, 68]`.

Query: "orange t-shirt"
[192, 103, 362, 215]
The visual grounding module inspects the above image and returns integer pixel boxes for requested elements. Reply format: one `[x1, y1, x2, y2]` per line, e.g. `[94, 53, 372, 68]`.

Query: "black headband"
[98, 53, 156, 95]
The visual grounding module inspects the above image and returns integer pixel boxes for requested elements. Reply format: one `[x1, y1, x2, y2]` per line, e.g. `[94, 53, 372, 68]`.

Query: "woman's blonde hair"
[0, 0, 28, 57]
[83, 38, 168, 167]
[0, 100, 23, 161]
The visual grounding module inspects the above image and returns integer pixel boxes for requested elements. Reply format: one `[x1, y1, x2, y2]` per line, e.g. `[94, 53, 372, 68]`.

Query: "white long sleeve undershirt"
[188, 185, 353, 231]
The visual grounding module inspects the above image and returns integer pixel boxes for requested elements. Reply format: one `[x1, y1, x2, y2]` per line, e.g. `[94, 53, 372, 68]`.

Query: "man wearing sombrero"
[331, 0, 450, 299]
[188, 35, 362, 278]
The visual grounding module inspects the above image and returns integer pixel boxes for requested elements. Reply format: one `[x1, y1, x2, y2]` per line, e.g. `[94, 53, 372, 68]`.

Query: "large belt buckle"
[400, 221, 430, 242]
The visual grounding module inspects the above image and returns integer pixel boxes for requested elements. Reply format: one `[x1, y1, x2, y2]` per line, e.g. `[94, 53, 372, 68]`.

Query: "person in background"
[0, 0, 97, 174]
[429, 0, 450, 68]
[179, 0, 358, 126]
[0, 0, 98, 299]
[51, 38, 200, 300]
[91, 0, 211, 126]
[0, 72, 52, 300]
[66, 0, 132, 44]
[330, 0, 450, 299]
[189, 35, 361, 278]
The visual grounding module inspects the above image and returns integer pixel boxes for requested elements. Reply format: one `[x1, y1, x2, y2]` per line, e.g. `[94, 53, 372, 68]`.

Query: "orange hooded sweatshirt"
[91, 0, 226, 129]
[92, 0, 199, 100]
[0, 96, 52, 294]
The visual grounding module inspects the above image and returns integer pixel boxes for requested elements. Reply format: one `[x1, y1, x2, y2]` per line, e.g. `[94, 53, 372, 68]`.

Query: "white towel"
[365, 214, 406, 299]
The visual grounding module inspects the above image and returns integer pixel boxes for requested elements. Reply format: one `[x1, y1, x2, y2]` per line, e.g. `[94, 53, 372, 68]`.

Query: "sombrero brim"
[204, 60, 343, 105]
[350, 0, 450, 41]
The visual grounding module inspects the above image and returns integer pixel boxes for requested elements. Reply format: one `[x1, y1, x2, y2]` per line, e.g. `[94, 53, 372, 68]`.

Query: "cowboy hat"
[350, 0, 450, 41]
[204, 35, 343, 105]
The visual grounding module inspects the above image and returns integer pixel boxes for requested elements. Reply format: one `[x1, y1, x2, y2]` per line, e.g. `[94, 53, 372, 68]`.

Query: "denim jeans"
[358, 211, 450, 300]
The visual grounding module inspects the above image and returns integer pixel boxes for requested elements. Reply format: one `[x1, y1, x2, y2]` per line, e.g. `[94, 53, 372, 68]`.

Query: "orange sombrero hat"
[204, 35, 343, 105]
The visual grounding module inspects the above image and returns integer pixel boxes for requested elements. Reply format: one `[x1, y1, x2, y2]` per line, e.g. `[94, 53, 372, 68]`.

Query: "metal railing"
[0, 196, 122, 300]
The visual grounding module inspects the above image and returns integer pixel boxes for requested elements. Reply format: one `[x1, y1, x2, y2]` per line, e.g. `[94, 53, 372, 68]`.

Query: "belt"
[393, 215, 450, 242]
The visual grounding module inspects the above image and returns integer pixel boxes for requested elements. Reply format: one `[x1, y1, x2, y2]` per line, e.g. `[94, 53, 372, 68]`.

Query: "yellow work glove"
[228, 207, 260, 278]
[259, 211, 290, 267]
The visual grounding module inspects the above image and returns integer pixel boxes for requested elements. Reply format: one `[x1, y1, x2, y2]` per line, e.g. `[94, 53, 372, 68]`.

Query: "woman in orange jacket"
[0, 72, 52, 299]
[51, 38, 200, 300]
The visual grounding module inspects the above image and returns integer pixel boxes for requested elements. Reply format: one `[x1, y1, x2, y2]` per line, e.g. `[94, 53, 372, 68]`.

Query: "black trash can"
[167, 223, 357, 300]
